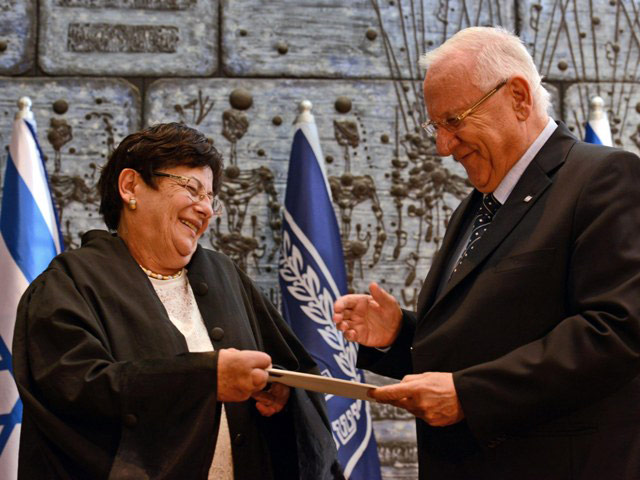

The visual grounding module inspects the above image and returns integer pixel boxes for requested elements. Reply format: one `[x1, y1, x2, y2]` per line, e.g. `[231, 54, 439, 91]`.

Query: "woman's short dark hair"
[98, 122, 224, 230]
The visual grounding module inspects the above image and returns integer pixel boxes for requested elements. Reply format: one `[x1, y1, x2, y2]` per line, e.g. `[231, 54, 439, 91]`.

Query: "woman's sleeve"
[14, 266, 220, 477]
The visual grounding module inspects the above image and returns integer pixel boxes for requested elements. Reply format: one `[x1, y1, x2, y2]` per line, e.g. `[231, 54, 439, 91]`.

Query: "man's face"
[424, 69, 520, 193]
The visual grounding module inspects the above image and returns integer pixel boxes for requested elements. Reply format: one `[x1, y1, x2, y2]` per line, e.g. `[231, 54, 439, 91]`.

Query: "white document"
[267, 368, 377, 401]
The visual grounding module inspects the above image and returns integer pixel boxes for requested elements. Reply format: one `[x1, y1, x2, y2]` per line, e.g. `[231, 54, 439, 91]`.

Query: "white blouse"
[149, 271, 234, 480]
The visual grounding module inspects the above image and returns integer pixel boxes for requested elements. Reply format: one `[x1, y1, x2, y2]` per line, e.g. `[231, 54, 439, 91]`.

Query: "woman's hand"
[252, 383, 291, 416]
[217, 348, 272, 402]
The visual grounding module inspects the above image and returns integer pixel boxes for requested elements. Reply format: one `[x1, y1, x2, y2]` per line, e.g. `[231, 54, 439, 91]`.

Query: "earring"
[128, 198, 137, 210]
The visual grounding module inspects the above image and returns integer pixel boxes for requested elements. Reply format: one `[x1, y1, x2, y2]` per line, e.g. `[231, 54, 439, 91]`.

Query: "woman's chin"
[174, 238, 198, 259]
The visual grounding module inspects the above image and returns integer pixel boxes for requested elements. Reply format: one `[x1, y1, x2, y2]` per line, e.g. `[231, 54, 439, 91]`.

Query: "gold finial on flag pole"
[16, 96, 34, 121]
[589, 96, 606, 121]
[586, 95, 613, 146]
[295, 100, 315, 124]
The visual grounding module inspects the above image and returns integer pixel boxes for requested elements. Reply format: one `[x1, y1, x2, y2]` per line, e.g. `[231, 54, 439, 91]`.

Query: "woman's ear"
[118, 168, 139, 204]
[508, 76, 533, 121]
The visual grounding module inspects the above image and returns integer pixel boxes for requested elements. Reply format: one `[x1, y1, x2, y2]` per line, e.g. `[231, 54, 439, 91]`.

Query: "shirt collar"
[492, 118, 557, 204]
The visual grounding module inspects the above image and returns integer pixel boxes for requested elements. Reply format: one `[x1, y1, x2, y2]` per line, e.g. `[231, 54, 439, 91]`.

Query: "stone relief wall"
[1, 1, 639, 478]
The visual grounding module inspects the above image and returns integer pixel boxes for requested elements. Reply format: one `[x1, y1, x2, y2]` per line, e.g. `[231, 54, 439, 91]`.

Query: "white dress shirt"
[439, 118, 558, 287]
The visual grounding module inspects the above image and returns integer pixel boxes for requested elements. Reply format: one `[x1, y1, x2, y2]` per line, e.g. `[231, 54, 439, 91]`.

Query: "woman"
[13, 123, 341, 479]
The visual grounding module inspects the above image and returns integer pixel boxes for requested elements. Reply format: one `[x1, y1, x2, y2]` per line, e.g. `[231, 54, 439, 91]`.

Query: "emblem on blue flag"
[0, 97, 63, 480]
[279, 101, 381, 479]
[584, 96, 612, 147]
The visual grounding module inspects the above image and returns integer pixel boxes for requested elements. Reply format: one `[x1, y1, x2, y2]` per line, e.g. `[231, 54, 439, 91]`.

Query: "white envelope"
[267, 368, 377, 401]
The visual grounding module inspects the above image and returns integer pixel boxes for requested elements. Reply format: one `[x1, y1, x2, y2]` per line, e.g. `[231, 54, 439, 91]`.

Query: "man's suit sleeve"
[357, 309, 417, 380]
[454, 149, 640, 442]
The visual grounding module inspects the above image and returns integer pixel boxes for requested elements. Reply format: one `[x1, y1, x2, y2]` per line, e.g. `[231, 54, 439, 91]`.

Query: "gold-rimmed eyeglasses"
[421, 79, 508, 137]
[152, 171, 223, 216]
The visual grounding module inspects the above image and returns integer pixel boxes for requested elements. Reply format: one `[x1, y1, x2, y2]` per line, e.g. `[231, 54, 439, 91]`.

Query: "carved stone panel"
[0, 78, 141, 247]
[222, 0, 516, 78]
[0, 0, 36, 74]
[564, 82, 640, 153]
[38, 0, 217, 76]
[520, 0, 640, 82]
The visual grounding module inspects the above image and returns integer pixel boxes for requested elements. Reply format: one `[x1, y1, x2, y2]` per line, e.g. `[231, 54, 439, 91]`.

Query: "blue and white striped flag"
[279, 101, 381, 479]
[0, 98, 63, 480]
[584, 96, 613, 147]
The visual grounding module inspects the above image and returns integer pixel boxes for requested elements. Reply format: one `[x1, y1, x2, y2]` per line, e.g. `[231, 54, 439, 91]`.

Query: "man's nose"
[435, 128, 459, 156]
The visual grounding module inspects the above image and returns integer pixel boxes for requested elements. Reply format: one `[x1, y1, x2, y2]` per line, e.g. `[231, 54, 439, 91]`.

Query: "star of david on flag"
[584, 96, 612, 147]
[0, 97, 64, 479]
[279, 101, 381, 479]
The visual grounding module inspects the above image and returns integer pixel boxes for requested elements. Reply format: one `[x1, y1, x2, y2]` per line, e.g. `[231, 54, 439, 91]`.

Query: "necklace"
[139, 264, 184, 281]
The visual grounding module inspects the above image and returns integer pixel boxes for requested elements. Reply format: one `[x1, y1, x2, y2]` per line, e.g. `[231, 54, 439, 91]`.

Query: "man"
[334, 26, 640, 479]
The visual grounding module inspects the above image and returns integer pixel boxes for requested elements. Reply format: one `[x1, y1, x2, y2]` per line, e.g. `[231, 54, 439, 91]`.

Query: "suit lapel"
[424, 122, 578, 312]
[416, 190, 478, 313]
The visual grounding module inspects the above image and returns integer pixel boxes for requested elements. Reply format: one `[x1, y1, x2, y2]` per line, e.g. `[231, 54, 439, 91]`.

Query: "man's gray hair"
[419, 26, 551, 116]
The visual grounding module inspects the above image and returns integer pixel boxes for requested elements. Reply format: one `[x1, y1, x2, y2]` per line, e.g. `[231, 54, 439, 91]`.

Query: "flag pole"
[15, 97, 34, 121]
[295, 99, 314, 124]
[584, 96, 613, 146]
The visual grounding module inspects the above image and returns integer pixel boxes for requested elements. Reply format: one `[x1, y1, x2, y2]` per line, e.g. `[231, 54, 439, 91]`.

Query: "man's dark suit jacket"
[360, 123, 640, 479]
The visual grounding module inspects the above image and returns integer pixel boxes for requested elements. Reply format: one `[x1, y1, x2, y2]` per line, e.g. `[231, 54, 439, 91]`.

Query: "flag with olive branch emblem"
[279, 101, 381, 479]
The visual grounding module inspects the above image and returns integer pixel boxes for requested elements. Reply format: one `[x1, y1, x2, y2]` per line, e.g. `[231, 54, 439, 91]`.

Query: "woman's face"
[131, 165, 214, 271]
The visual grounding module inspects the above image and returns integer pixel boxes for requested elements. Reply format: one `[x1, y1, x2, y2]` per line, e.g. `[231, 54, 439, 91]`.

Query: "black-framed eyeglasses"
[421, 79, 508, 137]
[152, 171, 223, 216]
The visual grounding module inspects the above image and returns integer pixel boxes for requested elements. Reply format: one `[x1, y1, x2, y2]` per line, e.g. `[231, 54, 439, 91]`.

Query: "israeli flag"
[279, 101, 381, 479]
[584, 96, 613, 147]
[0, 98, 63, 480]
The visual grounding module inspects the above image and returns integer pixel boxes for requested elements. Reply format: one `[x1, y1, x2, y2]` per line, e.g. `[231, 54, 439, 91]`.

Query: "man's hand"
[252, 383, 290, 417]
[370, 372, 464, 427]
[217, 348, 271, 402]
[333, 282, 403, 347]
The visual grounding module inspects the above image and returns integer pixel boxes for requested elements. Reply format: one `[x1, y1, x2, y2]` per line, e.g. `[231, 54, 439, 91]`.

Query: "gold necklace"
[139, 264, 184, 281]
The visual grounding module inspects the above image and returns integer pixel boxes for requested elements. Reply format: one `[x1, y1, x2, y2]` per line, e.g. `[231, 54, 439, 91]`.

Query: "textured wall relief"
[67, 23, 180, 53]
[54, 0, 196, 8]
[153, 84, 284, 276]
[213, 89, 282, 273]
[39, 0, 217, 75]
[47, 109, 120, 248]
[330, 110, 387, 293]
[223, 0, 516, 79]
[0, 79, 141, 248]
[520, 0, 640, 152]
[564, 81, 640, 155]
[0, 0, 35, 74]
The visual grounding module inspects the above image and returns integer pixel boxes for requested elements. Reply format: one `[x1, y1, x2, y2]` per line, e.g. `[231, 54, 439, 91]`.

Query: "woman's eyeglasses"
[152, 171, 223, 216]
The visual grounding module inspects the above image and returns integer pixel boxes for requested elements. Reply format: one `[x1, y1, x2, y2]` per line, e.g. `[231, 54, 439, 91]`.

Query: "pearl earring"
[128, 198, 137, 210]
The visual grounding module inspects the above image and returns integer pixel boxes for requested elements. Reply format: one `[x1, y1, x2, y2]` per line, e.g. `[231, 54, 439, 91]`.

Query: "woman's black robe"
[13, 230, 340, 479]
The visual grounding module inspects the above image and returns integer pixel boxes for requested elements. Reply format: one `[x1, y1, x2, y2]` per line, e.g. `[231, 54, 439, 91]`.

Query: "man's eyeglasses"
[421, 79, 508, 137]
[152, 171, 223, 216]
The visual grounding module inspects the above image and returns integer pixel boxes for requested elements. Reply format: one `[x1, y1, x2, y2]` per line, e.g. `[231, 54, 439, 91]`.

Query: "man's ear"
[118, 168, 139, 204]
[508, 76, 533, 121]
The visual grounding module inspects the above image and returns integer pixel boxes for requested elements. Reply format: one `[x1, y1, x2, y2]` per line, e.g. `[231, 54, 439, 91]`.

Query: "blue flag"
[0, 99, 63, 479]
[584, 96, 612, 146]
[279, 102, 381, 479]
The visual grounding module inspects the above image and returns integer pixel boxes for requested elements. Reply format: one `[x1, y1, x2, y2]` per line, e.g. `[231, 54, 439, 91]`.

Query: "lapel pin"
[524, 195, 533, 203]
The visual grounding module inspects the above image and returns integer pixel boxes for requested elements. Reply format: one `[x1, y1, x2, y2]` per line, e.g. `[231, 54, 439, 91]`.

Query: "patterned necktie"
[450, 193, 501, 279]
